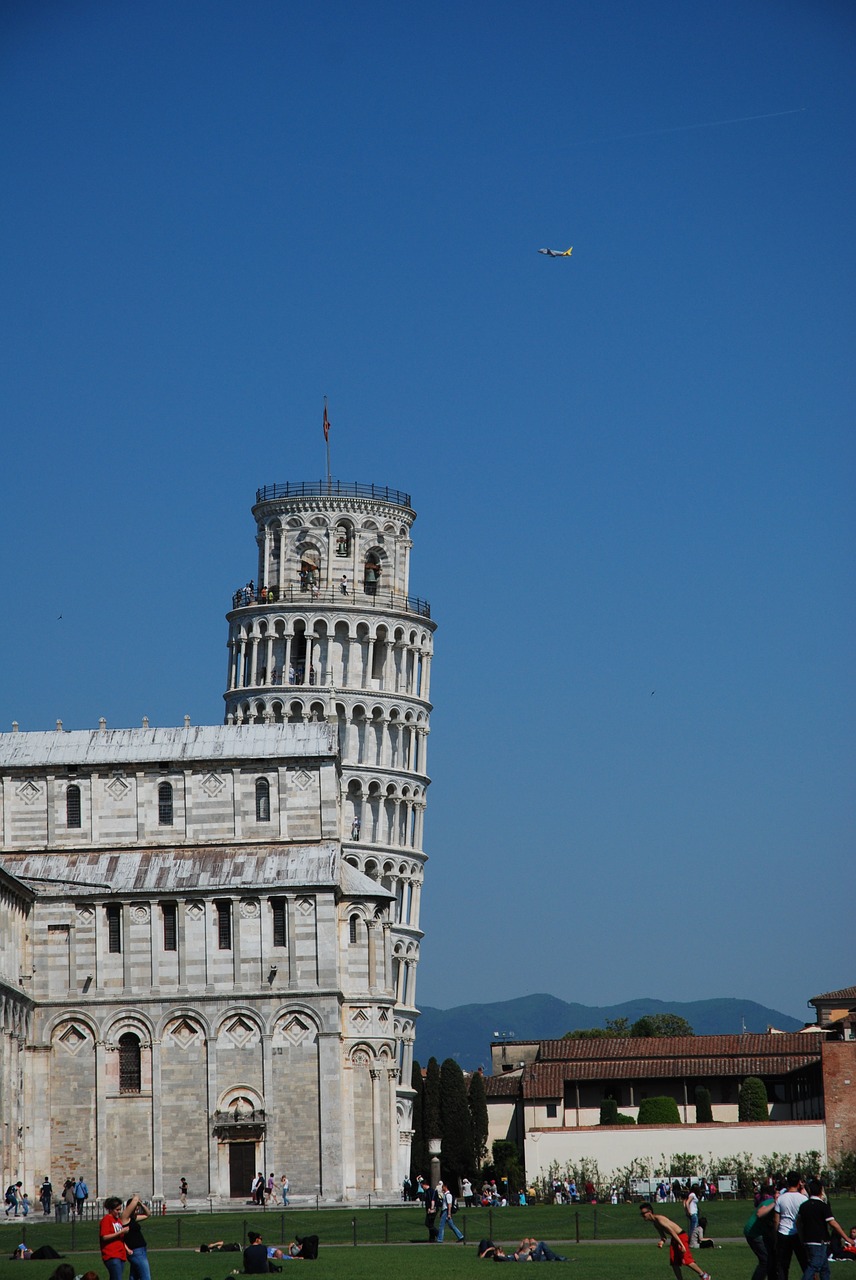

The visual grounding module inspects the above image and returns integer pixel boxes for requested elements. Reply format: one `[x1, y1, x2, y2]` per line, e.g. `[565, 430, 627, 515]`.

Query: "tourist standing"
[773, 1171, 808, 1280]
[39, 1178, 53, 1214]
[125, 1196, 151, 1280]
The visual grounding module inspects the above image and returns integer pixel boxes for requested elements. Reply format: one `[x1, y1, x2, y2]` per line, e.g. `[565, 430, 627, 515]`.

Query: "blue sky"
[1, 0, 853, 1023]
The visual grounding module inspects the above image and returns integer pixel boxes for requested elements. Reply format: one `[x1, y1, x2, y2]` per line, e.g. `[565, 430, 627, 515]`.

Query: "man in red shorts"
[640, 1202, 712, 1279]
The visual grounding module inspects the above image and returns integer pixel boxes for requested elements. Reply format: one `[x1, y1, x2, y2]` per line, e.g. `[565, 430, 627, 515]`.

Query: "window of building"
[349, 914, 359, 944]
[119, 1032, 141, 1093]
[546, 1103, 558, 1118]
[158, 781, 174, 826]
[271, 898, 287, 948]
[216, 900, 232, 950]
[255, 777, 271, 822]
[106, 904, 122, 953]
[162, 903, 177, 952]
[66, 784, 81, 829]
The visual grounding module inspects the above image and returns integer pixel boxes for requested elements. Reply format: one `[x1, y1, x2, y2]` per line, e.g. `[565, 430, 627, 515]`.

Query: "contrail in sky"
[574, 106, 806, 146]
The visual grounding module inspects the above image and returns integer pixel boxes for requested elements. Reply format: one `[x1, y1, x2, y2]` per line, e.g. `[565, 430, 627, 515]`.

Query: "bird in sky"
[538, 246, 573, 257]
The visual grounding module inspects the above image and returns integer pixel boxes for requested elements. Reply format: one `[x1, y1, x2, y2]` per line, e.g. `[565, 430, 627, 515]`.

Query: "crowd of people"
[741, 1171, 855, 1280]
[251, 1172, 290, 1207]
[5, 1176, 90, 1219]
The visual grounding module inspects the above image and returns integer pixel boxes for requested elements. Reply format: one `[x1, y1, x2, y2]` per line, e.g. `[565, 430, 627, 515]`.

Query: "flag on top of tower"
[323, 400, 330, 442]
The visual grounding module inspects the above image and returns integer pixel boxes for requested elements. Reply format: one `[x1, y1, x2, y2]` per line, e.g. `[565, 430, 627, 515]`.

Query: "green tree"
[738, 1076, 769, 1121]
[468, 1069, 490, 1172]
[637, 1095, 682, 1125]
[439, 1058, 473, 1189]
[631, 1013, 694, 1037]
[694, 1085, 713, 1123]
[491, 1138, 524, 1199]
[563, 1018, 631, 1040]
[424, 1056, 441, 1142]
[599, 1097, 619, 1125]
[410, 1059, 425, 1182]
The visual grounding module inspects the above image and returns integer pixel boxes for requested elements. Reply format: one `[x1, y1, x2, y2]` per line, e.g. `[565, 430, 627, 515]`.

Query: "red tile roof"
[811, 985, 856, 1003]
[521, 1053, 821, 1099]
[523, 1033, 820, 1061]
[485, 1073, 525, 1097]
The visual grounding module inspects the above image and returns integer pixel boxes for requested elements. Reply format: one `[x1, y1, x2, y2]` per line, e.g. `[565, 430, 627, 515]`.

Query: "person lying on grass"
[477, 1237, 566, 1261]
[639, 1203, 711, 1280]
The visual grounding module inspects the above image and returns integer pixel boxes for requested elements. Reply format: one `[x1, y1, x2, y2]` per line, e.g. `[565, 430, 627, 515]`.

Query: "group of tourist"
[251, 1172, 290, 1207]
[742, 1171, 855, 1280]
[5, 1176, 90, 1219]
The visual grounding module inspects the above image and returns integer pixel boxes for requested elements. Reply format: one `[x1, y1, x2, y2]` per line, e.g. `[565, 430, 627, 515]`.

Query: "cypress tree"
[410, 1059, 425, 1182]
[424, 1056, 441, 1144]
[439, 1057, 473, 1190]
[694, 1085, 713, 1123]
[468, 1069, 490, 1173]
[738, 1076, 769, 1121]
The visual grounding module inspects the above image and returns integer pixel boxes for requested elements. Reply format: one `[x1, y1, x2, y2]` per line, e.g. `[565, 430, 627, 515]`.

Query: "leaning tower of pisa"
[224, 479, 436, 1172]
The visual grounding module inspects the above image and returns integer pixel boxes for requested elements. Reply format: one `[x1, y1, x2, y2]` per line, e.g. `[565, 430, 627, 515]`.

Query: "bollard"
[71, 1216, 76, 1251]
[243, 1218, 247, 1244]
[281, 1213, 285, 1240]
[489, 1207, 493, 1240]
[177, 1218, 182, 1248]
[462, 1213, 467, 1243]
[575, 1211, 580, 1244]
[352, 1216, 357, 1247]
[385, 1211, 389, 1242]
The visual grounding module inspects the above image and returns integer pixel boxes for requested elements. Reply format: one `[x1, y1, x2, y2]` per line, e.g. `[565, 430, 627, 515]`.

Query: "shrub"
[738, 1077, 769, 1122]
[637, 1096, 682, 1125]
[694, 1086, 713, 1123]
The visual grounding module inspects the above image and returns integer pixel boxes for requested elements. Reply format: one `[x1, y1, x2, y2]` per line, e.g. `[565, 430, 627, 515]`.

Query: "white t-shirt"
[777, 1189, 807, 1236]
[686, 1192, 698, 1218]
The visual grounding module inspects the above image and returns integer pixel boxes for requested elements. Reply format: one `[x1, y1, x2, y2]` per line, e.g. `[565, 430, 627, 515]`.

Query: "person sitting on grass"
[639, 1203, 712, 1280]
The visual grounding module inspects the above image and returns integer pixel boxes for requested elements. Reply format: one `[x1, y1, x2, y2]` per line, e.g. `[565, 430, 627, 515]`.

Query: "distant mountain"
[414, 995, 804, 1072]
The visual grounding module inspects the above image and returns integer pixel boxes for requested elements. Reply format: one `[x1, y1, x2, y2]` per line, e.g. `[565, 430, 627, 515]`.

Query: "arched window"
[349, 914, 359, 945]
[255, 777, 270, 822]
[66, 785, 81, 829]
[158, 781, 173, 826]
[119, 1032, 141, 1093]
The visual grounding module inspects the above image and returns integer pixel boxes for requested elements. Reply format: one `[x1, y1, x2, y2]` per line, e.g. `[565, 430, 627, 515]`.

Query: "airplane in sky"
[538, 246, 573, 257]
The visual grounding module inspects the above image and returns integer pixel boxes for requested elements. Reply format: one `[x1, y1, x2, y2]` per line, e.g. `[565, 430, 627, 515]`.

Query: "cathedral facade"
[0, 479, 435, 1202]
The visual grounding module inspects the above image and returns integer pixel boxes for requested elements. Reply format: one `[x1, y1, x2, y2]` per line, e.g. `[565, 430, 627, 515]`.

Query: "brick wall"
[821, 1040, 856, 1163]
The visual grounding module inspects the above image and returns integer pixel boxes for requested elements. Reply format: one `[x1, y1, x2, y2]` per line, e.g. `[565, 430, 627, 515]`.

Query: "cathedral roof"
[1, 844, 393, 900]
[0, 723, 337, 768]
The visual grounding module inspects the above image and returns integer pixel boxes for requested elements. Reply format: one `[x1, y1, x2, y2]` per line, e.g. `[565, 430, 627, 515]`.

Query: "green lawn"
[0, 1242, 765, 1280]
[3, 1199, 853, 1279]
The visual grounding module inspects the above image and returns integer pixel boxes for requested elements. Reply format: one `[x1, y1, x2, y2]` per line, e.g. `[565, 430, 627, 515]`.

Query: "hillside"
[414, 994, 804, 1071]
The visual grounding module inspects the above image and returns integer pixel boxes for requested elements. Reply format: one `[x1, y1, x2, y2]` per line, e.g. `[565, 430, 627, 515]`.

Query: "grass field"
[2, 1199, 854, 1279]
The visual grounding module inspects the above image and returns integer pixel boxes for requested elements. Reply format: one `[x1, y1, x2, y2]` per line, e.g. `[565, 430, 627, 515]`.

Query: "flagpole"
[323, 396, 331, 491]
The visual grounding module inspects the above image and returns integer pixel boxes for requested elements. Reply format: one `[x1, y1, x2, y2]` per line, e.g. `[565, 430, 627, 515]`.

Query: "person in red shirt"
[99, 1194, 141, 1280]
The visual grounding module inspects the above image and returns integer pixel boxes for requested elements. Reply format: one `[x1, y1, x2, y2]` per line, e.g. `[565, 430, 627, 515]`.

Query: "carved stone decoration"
[351, 1007, 370, 1025]
[201, 772, 225, 797]
[239, 897, 260, 919]
[292, 769, 313, 791]
[16, 779, 40, 804]
[297, 897, 314, 917]
[106, 774, 130, 800]
[351, 1048, 370, 1066]
[56, 1023, 89, 1055]
[221, 1015, 259, 1048]
[130, 904, 150, 923]
[276, 1014, 314, 1048]
[76, 905, 94, 924]
[185, 900, 204, 920]
[167, 1018, 200, 1049]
